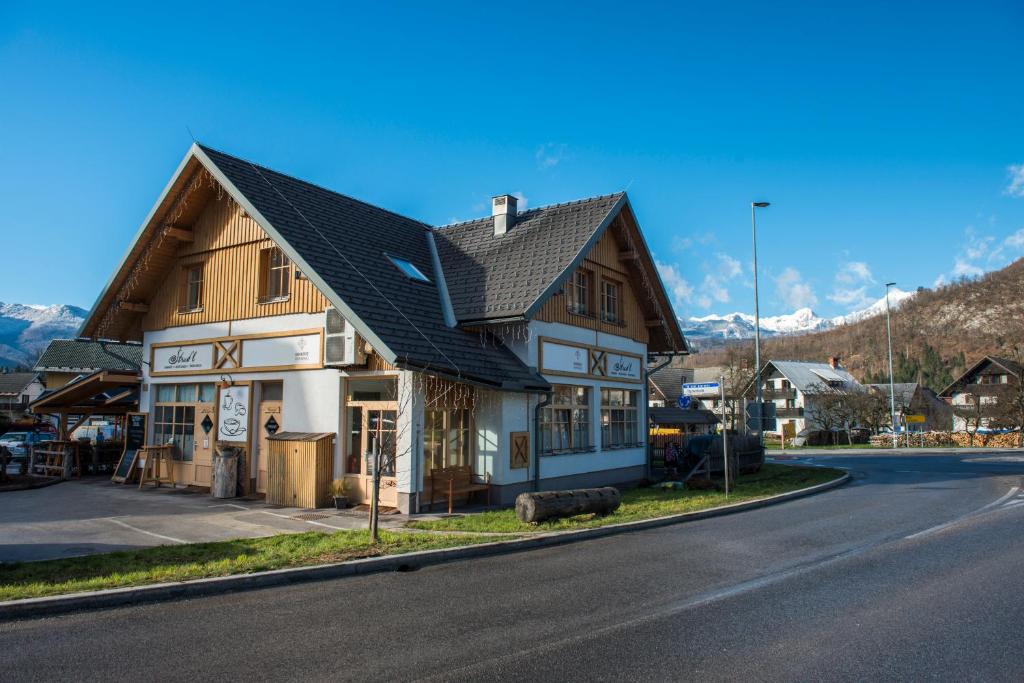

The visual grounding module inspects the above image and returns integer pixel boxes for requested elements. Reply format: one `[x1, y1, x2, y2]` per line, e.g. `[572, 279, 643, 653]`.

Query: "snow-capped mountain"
[0, 303, 87, 368]
[683, 288, 915, 340]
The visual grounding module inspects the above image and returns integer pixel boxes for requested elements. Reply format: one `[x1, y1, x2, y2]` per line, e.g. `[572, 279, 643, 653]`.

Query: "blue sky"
[2, 1, 1023, 320]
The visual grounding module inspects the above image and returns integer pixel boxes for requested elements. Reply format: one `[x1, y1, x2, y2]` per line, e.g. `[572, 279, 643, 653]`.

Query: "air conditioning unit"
[324, 307, 367, 366]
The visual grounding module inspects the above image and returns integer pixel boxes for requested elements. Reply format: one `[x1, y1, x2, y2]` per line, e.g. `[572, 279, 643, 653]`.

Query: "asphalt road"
[4, 452, 1024, 682]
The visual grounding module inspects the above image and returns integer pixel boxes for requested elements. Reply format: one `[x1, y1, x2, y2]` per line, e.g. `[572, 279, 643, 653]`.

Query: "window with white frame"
[153, 383, 215, 461]
[601, 388, 640, 448]
[540, 385, 591, 454]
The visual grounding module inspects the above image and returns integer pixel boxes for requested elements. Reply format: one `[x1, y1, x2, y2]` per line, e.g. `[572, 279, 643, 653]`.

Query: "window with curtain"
[178, 263, 204, 313]
[260, 247, 291, 302]
[566, 269, 592, 315]
[423, 409, 473, 472]
[600, 278, 621, 323]
[601, 388, 640, 448]
[540, 385, 591, 454]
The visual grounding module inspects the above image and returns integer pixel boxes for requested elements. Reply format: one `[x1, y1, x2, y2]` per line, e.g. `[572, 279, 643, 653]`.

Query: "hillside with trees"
[686, 258, 1024, 391]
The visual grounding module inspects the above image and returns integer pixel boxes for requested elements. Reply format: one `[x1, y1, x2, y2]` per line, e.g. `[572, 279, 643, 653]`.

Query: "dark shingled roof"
[200, 145, 548, 392]
[866, 382, 919, 407]
[0, 372, 39, 396]
[648, 367, 691, 403]
[34, 339, 142, 373]
[434, 193, 625, 322]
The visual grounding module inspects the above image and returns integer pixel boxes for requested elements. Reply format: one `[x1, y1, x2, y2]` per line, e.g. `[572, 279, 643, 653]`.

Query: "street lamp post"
[884, 281, 898, 448]
[751, 201, 770, 440]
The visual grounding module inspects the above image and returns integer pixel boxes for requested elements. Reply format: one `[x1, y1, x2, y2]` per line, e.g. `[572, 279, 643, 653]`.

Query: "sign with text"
[540, 339, 643, 383]
[153, 344, 214, 373]
[682, 382, 720, 397]
[217, 385, 250, 443]
[906, 414, 926, 424]
[541, 340, 588, 375]
[150, 329, 323, 376]
[604, 351, 642, 381]
[242, 333, 320, 369]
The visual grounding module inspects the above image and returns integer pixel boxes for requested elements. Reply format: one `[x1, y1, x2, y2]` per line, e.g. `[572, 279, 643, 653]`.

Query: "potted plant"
[331, 478, 349, 509]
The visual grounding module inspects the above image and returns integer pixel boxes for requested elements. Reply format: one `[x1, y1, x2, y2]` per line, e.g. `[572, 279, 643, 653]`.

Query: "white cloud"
[671, 232, 715, 253]
[1005, 228, 1024, 250]
[716, 253, 742, 279]
[835, 261, 873, 285]
[775, 267, 817, 309]
[829, 260, 875, 310]
[963, 228, 994, 260]
[1006, 164, 1024, 198]
[952, 259, 984, 278]
[512, 191, 528, 210]
[828, 286, 871, 310]
[656, 261, 695, 312]
[535, 143, 567, 169]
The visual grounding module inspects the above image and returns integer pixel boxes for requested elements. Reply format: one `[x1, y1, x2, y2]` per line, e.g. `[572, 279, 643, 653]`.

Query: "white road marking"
[904, 486, 1020, 540]
[251, 508, 350, 530]
[207, 503, 249, 510]
[105, 518, 187, 544]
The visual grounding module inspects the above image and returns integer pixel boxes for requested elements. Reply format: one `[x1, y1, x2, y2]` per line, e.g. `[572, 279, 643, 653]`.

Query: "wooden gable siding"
[534, 223, 649, 344]
[141, 194, 329, 331]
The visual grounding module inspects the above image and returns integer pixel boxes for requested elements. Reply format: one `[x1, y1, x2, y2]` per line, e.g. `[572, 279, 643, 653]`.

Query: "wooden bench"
[429, 465, 491, 514]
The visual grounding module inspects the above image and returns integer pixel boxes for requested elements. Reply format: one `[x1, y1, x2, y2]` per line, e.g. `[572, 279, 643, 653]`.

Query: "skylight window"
[388, 255, 430, 283]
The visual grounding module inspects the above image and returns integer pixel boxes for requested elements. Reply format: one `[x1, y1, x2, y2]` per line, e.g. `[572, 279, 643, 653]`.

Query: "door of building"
[345, 401, 398, 508]
[256, 382, 283, 494]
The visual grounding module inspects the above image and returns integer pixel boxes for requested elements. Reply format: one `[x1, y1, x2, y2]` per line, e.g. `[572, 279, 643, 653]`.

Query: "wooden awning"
[30, 370, 141, 416]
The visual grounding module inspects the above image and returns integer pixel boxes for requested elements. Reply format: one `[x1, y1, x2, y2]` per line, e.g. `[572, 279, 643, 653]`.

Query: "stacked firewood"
[868, 431, 1022, 448]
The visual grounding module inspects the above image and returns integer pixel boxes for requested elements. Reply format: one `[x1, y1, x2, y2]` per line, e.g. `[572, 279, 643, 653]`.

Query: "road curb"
[0, 471, 850, 621]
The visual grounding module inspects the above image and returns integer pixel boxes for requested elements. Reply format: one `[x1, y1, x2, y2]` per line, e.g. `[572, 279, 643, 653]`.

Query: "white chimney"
[492, 194, 518, 236]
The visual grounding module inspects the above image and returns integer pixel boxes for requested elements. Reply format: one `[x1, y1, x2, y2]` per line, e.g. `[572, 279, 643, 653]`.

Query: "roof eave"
[78, 146, 202, 339]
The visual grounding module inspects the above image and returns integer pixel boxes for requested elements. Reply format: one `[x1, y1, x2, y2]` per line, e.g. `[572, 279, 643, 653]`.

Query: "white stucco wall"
[141, 313, 346, 476]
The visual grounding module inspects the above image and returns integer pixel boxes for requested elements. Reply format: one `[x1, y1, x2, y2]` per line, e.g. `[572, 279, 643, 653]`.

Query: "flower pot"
[333, 496, 349, 510]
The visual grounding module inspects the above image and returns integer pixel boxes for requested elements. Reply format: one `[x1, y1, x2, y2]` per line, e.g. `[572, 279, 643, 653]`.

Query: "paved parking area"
[0, 478, 409, 563]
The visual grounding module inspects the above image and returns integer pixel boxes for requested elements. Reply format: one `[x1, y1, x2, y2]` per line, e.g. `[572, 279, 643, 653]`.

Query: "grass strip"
[407, 464, 845, 534]
[0, 530, 499, 601]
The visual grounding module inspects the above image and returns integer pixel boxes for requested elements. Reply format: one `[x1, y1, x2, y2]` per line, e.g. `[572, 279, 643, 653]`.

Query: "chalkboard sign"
[112, 412, 148, 483]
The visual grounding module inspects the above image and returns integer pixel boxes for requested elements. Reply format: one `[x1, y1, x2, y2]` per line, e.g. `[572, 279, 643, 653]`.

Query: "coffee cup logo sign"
[217, 385, 250, 442]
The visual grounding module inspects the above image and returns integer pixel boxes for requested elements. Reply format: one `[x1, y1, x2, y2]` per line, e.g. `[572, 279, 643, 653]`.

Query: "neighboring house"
[647, 366, 694, 407]
[939, 356, 1023, 433]
[0, 372, 45, 421]
[74, 143, 688, 512]
[647, 366, 717, 435]
[751, 358, 864, 436]
[865, 382, 952, 431]
[34, 339, 143, 390]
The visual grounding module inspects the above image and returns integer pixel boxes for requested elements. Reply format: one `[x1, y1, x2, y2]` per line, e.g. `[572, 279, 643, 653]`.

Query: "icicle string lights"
[96, 168, 229, 338]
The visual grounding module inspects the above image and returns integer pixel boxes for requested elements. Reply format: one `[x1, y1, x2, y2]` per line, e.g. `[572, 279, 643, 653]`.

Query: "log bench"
[429, 465, 490, 514]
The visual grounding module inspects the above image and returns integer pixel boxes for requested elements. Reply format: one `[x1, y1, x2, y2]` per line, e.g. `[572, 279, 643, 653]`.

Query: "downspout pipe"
[644, 355, 675, 480]
[533, 390, 553, 492]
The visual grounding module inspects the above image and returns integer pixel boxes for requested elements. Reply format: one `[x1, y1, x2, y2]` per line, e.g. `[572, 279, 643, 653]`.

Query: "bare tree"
[803, 383, 844, 445]
[852, 390, 891, 435]
[997, 344, 1024, 447]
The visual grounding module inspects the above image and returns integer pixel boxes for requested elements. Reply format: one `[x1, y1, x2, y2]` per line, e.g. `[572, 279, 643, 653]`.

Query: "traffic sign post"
[745, 401, 777, 433]
[682, 382, 720, 396]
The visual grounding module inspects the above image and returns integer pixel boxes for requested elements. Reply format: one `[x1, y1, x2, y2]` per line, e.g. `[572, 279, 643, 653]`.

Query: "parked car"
[0, 431, 56, 462]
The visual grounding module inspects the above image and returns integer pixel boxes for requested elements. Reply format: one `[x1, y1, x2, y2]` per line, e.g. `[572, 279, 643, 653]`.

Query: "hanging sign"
[217, 385, 250, 442]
